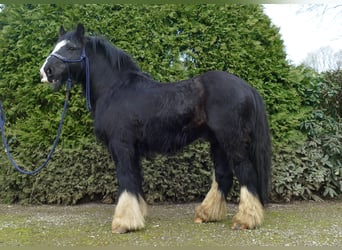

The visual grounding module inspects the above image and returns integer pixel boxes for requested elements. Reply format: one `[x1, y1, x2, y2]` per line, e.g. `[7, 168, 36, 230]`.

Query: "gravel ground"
[0, 201, 341, 246]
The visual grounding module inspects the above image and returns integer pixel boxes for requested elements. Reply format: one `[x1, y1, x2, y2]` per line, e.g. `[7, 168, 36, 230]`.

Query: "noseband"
[50, 47, 92, 111]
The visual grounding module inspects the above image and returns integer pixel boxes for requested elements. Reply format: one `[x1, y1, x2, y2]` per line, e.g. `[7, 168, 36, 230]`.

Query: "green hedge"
[0, 4, 340, 204]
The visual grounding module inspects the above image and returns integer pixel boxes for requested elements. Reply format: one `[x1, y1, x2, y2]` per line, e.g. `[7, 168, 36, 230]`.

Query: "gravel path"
[0, 201, 341, 246]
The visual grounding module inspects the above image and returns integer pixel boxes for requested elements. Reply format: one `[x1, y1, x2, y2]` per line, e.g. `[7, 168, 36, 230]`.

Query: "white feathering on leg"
[232, 186, 264, 229]
[194, 175, 227, 223]
[112, 191, 146, 233]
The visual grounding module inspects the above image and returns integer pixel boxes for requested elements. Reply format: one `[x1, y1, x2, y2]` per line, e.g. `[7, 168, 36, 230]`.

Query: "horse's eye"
[46, 68, 52, 76]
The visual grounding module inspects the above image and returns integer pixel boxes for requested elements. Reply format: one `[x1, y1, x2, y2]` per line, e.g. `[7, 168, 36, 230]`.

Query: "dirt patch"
[0, 201, 341, 246]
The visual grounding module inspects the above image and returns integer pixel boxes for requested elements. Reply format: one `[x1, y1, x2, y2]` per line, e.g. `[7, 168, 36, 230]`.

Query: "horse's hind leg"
[109, 140, 147, 234]
[194, 142, 233, 223]
[232, 161, 264, 230]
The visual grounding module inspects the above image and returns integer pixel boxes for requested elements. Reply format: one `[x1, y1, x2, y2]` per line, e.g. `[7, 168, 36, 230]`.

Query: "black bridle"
[50, 46, 92, 111]
[0, 46, 91, 175]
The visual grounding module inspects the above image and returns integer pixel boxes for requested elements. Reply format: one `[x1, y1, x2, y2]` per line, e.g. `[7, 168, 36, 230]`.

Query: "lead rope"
[0, 79, 73, 175]
[84, 54, 92, 111]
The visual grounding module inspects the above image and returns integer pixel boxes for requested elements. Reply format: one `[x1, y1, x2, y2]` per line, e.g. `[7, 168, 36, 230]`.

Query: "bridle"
[50, 46, 92, 111]
[0, 46, 91, 175]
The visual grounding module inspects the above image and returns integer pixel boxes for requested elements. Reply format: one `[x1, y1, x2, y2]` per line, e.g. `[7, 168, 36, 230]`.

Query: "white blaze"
[40, 40, 69, 82]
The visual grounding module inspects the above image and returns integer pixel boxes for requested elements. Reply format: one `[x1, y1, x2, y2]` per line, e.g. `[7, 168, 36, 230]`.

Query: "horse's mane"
[87, 36, 141, 73]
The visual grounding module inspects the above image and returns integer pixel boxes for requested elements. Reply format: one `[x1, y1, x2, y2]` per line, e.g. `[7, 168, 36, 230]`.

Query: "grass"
[0, 201, 341, 247]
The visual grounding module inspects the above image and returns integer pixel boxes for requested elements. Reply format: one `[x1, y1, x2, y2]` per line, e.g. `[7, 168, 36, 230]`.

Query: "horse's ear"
[76, 23, 85, 39]
[59, 26, 66, 37]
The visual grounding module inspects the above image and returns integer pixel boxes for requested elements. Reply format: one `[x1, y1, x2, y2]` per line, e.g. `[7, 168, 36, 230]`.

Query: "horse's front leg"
[109, 140, 147, 234]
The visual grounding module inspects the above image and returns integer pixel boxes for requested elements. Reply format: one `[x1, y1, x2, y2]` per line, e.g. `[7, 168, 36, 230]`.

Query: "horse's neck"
[85, 50, 143, 105]
[88, 69, 115, 100]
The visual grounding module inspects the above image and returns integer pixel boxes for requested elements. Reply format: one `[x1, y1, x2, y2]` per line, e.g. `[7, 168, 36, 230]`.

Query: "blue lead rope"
[1, 46, 91, 175]
[0, 80, 73, 175]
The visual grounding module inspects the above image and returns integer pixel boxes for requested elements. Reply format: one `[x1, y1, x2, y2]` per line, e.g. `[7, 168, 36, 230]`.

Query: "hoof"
[231, 222, 249, 230]
[194, 217, 204, 224]
[112, 225, 129, 234]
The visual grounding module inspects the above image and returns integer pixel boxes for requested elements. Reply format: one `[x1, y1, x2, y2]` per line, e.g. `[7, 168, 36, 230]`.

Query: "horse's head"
[40, 23, 86, 90]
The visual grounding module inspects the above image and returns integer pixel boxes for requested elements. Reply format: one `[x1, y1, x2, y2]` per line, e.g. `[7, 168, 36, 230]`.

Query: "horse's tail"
[251, 90, 272, 205]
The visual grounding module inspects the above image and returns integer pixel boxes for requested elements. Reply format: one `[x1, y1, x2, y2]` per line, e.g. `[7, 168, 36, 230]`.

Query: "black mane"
[87, 36, 141, 73]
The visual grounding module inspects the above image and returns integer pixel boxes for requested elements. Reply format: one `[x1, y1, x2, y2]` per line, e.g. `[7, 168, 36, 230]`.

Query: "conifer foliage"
[0, 4, 340, 204]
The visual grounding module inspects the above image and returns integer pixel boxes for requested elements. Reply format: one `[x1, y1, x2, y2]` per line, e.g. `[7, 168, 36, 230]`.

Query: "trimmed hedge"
[0, 4, 340, 204]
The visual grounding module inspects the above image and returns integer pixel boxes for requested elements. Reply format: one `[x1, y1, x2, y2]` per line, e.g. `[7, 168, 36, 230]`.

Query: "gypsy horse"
[40, 24, 271, 234]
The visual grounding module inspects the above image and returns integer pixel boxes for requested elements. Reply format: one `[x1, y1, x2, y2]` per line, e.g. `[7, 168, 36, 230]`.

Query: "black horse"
[40, 24, 271, 233]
